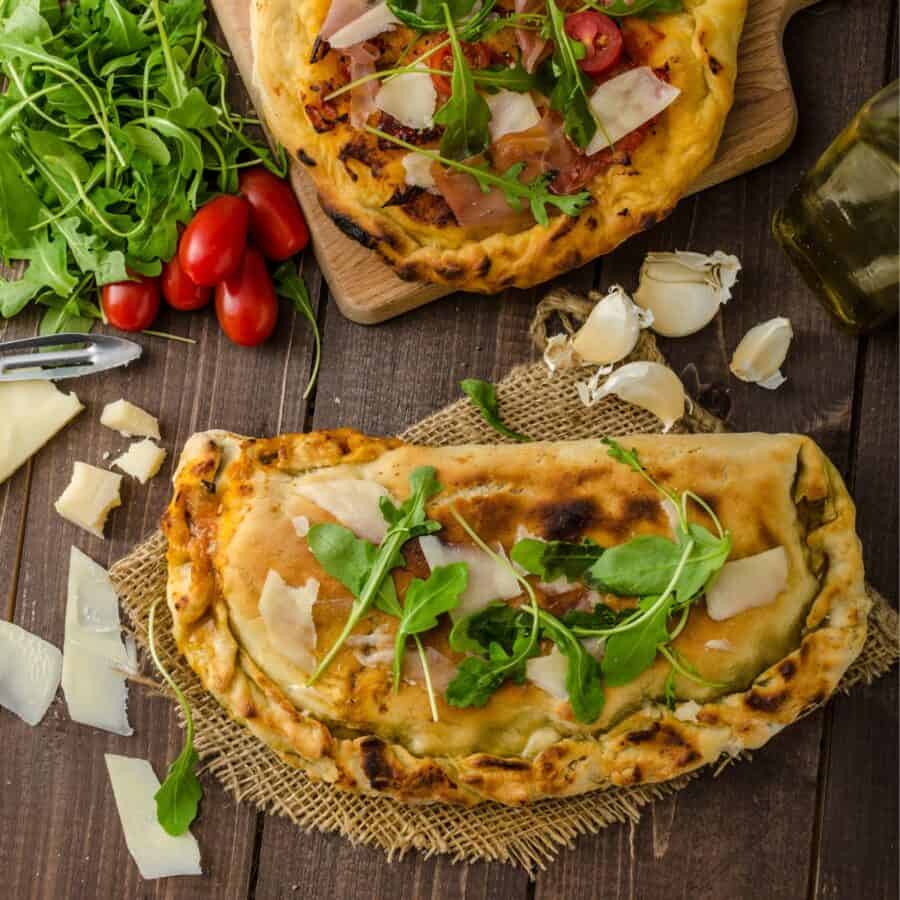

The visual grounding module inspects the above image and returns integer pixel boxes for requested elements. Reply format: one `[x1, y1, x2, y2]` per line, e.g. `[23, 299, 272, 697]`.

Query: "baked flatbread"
[251, 0, 747, 292]
[162, 430, 868, 805]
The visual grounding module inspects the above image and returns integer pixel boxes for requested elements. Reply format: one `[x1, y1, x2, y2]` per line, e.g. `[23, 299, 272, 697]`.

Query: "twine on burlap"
[109, 290, 899, 873]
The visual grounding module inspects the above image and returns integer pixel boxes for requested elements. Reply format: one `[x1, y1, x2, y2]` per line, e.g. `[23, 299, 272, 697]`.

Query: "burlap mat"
[109, 290, 899, 872]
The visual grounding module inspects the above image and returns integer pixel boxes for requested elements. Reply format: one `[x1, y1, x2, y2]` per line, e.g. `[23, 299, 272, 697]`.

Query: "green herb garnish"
[148, 597, 202, 837]
[580, 0, 682, 17]
[387, 0, 495, 40]
[273, 262, 321, 400]
[460, 377, 531, 442]
[510, 537, 603, 583]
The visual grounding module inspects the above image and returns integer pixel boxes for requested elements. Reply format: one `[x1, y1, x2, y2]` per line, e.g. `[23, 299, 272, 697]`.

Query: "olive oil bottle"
[773, 81, 899, 333]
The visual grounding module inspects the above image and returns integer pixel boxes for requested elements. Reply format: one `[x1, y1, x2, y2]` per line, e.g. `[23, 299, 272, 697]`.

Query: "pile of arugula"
[0, 0, 285, 333]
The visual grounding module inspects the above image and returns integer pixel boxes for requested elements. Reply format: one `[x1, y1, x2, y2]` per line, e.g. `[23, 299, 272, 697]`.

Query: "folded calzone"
[162, 430, 868, 805]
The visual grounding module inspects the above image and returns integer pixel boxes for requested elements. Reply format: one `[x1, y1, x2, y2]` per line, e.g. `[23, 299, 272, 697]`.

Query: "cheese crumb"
[112, 439, 167, 484]
[55, 462, 122, 538]
[674, 700, 702, 722]
[100, 399, 161, 439]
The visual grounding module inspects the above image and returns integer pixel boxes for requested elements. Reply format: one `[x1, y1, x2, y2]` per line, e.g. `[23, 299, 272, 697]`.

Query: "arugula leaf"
[472, 63, 539, 94]
[584, 0, 682, 17]
[307, 467, 443, 684]
[449, 602, 526, 655]
[148, 598, 202, 836]
[511, 537, 603, 582]
[392, 562, 467, 689]
[539, 611, 604, 722]
[562, 601, 631, 631]
[273, 262, 321, 400]
[601, 595, 670, 686]
[433, 6, 490, 160]
[445, 629, 537, 708]
[387, 0, 495, 39]
[663, 667, 677, 709]
[545, 0, 597, 149]
[460, 377, 531, 442]
[587, 535, 682, 595]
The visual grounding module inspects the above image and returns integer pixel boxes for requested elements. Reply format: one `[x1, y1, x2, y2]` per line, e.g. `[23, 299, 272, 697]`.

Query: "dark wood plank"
[0, 257, 319, 898]
[534, 2, 894, 898]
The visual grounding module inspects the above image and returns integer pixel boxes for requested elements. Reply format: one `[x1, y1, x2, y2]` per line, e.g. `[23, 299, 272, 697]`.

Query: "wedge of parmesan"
[100, 399, 161, 439]
[525, 646, 568, 700]
[0, 380, 83, 484]
[62, 547, 134, 735]
[112, 439, 167, 484]
[295, 478, 392, 544]
[0, 620, 62, 726]
[705, 546, 789, 621]
[105, 755, 202, 879]
[55, 462, 122, 538]
[258, 570, 319, 673]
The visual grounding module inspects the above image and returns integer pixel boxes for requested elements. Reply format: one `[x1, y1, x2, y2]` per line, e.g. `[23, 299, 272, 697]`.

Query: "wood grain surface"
[211, 0, 822, 324]
[0, 2, 896, 899]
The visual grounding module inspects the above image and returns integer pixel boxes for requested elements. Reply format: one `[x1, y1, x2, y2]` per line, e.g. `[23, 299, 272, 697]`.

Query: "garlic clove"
[543, 333, 579, 373]
[571, 285, 652, 365]
[577, 361, 685, 431]
[635, 250, 741, 338]
[730, 317, 793, 390]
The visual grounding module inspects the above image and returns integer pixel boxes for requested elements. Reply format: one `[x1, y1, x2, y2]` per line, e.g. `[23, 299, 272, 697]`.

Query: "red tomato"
[214, 247, 278, 346]
[565, 12, 623, 77]
[239, 167, 310, 261]
[101, 273, 160, 332]
[429, 39, 492, 97]
[179, 195, 249, 286]
[161, 254, 211, 310]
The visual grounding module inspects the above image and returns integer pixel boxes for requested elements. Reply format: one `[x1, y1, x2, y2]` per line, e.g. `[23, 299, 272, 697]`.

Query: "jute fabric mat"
[110, 290, 898, 872]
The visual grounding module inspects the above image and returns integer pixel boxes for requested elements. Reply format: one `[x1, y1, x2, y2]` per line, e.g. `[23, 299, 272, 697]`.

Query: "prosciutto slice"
[319, 0, 369, 40]
[515, 0, 549, 73]
[346, 42, 380, 128]
[432, 163, 533, 231]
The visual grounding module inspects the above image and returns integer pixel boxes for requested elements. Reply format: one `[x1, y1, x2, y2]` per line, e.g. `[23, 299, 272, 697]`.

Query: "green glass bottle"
[773, 81, 899, 333]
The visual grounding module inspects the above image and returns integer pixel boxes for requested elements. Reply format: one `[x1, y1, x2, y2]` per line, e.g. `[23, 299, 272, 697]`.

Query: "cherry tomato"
[429, 39, 492, 97]
[564, 12, 623, 77]
[101, 273, 160, 332]
[161, 254, 211, 311]
[239, 167, 310, 262]
[214, 246, 278, 346]
[179, 195, 250, 286]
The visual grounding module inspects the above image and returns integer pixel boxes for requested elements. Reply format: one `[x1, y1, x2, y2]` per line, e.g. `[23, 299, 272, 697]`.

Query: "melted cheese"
[258, 570, 318, 673]
[374, 72, 436, 130]
[705, 546, 789, 621]
[586, 67, 680, 156]
[0, 380, 83, 484]
[62, 547, 134, 735]
[104, 755, 202, 879]
[100, 399, 160, 439]
[54, 462, 122, 538]
[295, 478, 392, 543]
[112, 439, 167, 484]
[0, 620, 62, 726]
[419, 536, 521, 619]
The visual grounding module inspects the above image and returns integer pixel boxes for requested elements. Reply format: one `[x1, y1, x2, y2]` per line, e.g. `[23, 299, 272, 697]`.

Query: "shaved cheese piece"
[347, 623, 393, 667]
[403, 646, 456, 692]
[0, 380, 83, 484]
[522, 726, 560, 758]
[419, 535, 521, 619]
[581, 637, 605, 661]
[586, 67, 680, 156]
[674, 700, 702, 722]
[105, 755, 202, 879]
[295, 478, 392, 543]
[259, 571, 319, 673]
[402, 152, 438, 191]
[0, 621, 62, 725]
[374, 72, 436, 130]
[62, 547, 134, 735]
[486, 89, 541, 142]
[292, 515, 310, 538]
[705, 546, 789, 621]
[100, 399, 160, 439]
[705, 638, 734, 652]
[328, 1, 400, 48]
[55, 462, 122, 538]
[526, 646, 568, 700]
[112, 439, 166, 484]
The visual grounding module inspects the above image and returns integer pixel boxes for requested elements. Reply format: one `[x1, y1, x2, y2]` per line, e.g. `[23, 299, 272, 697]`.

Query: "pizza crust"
[251, 0, 748, 293]
[162, 430, 868, 805]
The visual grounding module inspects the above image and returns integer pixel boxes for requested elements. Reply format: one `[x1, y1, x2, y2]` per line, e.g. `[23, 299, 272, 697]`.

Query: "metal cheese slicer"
[0, 332, 142, 382]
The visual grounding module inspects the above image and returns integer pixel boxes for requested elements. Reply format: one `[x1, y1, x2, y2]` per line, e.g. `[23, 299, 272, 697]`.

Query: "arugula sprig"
[387, 0, 496, 40]
[579, 0, 683, 17]
[511, 536, 603, 582]
[148, 597, 202, 837]
[366, 126, 590, 226]
[273, 262, 320, 400]
[460, 378, 531, 442]
[306, 467, 443, 685]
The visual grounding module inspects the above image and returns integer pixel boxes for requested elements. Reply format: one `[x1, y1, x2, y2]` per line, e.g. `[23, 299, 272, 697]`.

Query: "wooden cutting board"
[212, 0, 818, 323]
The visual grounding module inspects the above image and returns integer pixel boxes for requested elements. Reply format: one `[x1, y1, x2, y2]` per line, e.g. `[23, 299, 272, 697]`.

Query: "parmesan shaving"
[295, 478, 393, 544]
[374, 72, 436, 130]
[258, 571, 319, 673]
[705, 546, 789, 621]
[112, 439, 167, 484]
[100, 399, 160, 439]
[525, 646, 568, 700]
[0, 620, 62, 726]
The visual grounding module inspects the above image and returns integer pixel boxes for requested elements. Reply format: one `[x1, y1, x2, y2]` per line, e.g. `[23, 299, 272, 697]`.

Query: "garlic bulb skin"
[571, 285, 653, 365]
[634, 251, 741, 338]
[730, 317, 793, 390]
[577, 361, 686, 431]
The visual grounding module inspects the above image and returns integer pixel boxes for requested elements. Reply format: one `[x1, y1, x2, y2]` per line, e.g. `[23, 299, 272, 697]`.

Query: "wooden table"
[1, 1, 896, 897]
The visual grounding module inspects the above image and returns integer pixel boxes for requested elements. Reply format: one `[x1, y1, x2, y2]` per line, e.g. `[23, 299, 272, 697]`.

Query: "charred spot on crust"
[540, 498, 595, 541]
[617, 208, 629, 217]
[471, 755, 531, 771]
[257, 451, 279, 466]
[309, 36, 328, 64]
[745, 689, 787, 712]
[296, 147, 316, 167]
[626, 722, 661, 744]
[201, 479, 216, 494]
[623, 494, 664, 528]
[639, 212, 659, 231]
[436, 263, 465, 280]
[550, 216, 578, 242]
[323, 206, 380, 249]
[678, 749, 701, 766]
[630, 765, 643, 782]
[778, 659, 797, 680]
[478, 256, 492, 276]
[384, 185, 423, 207]
[304, 102, 346, 133]
[708, 55, 723, 74]
[339, 136, 385, 178]
[359, 737, 394, 789]
[396, 262, 422, 281]
[375, 113, 441, 147]
[585, 216, 598, 230]
[385, 189, 456, 227]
